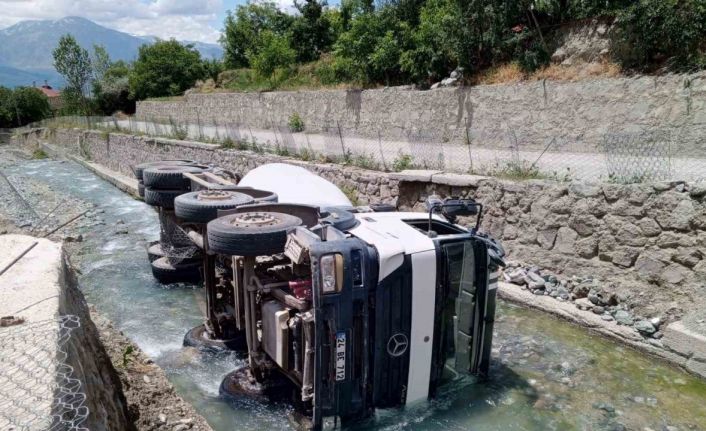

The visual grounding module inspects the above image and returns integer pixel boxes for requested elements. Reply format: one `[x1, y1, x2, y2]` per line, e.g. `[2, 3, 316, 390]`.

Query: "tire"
[174, 190, 254, 224]
[147, 241, 165, 262]
[183, 324, 247, 353]
[143, 165, 211, 190]
[321, 207, 358, 231]
[207, 212, 302, 256]
[370, 203, 396, 212]
[219, 367, 292, 404]
[133, 160, 196, 181]
[144, 188, 185, 209]
[150, 257, 202, 284]
[138, 181, 145, 198]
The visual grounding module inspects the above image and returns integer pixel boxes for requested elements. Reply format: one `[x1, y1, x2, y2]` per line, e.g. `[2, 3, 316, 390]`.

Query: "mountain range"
[0, 16, 223, 88]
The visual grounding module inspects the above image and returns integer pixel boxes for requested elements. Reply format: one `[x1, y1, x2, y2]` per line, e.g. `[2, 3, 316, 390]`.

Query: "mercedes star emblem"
[387, 333, 409, 357]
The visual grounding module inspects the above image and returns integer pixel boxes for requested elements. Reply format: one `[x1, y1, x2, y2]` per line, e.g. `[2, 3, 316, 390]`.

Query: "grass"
[340, 184, 360, 206]
[31, 149, 48, 159]
[143, 95, 185, 102]
[473, 60, 622, 85]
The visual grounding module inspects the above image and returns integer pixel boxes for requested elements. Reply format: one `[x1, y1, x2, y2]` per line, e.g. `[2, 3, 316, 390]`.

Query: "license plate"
[335, 331, 346, 381]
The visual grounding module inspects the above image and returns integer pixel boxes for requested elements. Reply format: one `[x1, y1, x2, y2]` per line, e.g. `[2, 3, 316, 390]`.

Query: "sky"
[0, 0, 310, 43]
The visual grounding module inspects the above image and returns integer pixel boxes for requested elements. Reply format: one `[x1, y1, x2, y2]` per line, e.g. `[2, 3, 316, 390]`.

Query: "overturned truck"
[134, 161, 505, 429]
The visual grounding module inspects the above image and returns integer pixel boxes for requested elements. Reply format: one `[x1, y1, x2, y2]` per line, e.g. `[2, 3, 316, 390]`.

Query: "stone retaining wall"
[13, 128, 706, 319]
[136, 74, 706, 155]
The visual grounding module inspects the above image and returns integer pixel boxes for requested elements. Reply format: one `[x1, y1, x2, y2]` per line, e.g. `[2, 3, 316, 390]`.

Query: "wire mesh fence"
[0, 315, 88, 431]
[14, 109, 706, 184]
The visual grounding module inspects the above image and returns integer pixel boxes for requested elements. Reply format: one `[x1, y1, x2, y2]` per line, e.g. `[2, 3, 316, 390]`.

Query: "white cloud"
[0, 0, 224, 43]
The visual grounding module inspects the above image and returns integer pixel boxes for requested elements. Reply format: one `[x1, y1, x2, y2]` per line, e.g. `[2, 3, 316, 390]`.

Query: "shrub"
[248, 31, 296, 78]
[392, 152, 414, 172]
[616, 0, 706, 71]
[288, 112, 305, 132]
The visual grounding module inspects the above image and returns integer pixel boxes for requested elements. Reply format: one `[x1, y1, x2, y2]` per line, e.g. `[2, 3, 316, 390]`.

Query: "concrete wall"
[12, 128, 706, 319]
[136, 74, 706, 155]
[60, 251, 134, 431]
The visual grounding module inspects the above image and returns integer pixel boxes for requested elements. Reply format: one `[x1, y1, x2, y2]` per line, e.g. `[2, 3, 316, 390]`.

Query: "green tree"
[247, 30, 297, 78]
[0, 87, 50, 127]
[289, 0, 334, 62]
[617, 0, 706, 71]
[0, 87, 15, 127]
[220, 1, 294, 69]
[400, 0, 462, 83]
[52, 34, 92, 114]
[94, 60, 134, 115]
[128, 39, 206, 100]
[333, 6, 411, 84]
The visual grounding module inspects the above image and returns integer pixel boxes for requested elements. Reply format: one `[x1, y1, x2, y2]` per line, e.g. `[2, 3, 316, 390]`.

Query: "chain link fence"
[14, 107, 706, 184]
[0, 315, 89, 431]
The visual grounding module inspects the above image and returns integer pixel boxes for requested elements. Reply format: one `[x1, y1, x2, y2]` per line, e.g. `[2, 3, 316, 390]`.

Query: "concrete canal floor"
[1, 145, 705, 431]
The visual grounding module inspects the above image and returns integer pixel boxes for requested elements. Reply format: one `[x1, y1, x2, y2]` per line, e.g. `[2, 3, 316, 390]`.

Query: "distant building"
[34, 81, 62, 112]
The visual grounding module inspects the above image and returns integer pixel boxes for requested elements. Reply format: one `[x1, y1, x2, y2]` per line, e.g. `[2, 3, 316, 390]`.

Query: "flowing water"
[4, 157, 706, 431]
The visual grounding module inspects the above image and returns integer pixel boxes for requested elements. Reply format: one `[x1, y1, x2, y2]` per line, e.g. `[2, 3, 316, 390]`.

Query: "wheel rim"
[230, 212, 279, 227]
[196, 190, 235, 201]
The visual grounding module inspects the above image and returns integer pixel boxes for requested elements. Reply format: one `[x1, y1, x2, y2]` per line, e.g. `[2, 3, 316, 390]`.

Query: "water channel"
[4, 156, 706, 431]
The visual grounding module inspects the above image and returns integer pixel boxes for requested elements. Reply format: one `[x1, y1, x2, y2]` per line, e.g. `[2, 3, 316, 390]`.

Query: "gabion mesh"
[0, 315, 89, 431]
[159, 211, 199, 262]
[602, 130, 673, 183]
[407, 129, 446, 170]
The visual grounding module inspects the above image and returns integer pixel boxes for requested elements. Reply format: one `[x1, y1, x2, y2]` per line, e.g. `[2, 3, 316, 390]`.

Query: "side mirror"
[441, 198, 479, 219]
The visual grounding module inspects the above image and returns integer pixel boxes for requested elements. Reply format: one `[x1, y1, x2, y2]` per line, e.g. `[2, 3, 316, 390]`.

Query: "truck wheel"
[183, 324, 247, 353]
[207, 212, 302, 256]
[321, 207, 358, 231]
[150, 257, 201, 284]
[201, 186, 279, 203]
[143, 164, 211, 190]
[174, 190, 254, 224]
[133, 160, 196, 181]
[147, 241, 165, 262]
[138, 181, 145, 198]
[219, 367, 292, 404]
[144, 188, 184, 209]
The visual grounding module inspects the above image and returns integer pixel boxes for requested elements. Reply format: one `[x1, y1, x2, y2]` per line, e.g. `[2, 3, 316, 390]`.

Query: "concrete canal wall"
[0, 234, 132, 430]
[135, 74, 706, 156]
[11, 127, 706, 377]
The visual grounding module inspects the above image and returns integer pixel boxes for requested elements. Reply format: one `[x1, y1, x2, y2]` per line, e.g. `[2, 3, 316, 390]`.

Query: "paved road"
[115, 120, 706, 183]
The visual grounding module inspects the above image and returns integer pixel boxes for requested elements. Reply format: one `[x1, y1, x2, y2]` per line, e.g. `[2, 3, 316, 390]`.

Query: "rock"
[440, 77, 458, 86]
[430, 82, 440, 89]
[652, 331, 663, 339]
[634, 320, 657, 335]
[614, 310, 634, 326]
[575, 236, 599, 258]
[551, 47, 567, 63]
[572, 281, 592, 298]
[601, 314, 615, 321]
[554, 227, 578, 254]
[635, 255, 667, 281]
[450, 70, 460, 79]
[649, 317, 662, 329]
[173, 425, 189, 431]
[672, 248, 703, 268]
[503, 268, 527, 285]
[593, 305, 605, 314]
[569, 183, 602, 198]
[592, 402, 615, 413]
[575, 298, 594, 311]
[115, 228, 129, 235]
[689, 182, 706, 198]
[159, 414, 167, 423]
[537, 229, 558, 249]
[611, 248, 639, 268]
[143, 375, 151, 384]
[660, 263, 689, 284]
[636, 218, 662, 237]
[525, 271, 546, 290]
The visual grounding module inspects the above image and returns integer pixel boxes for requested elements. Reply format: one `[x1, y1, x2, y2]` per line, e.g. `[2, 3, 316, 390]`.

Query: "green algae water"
[5, 157, 706, 431]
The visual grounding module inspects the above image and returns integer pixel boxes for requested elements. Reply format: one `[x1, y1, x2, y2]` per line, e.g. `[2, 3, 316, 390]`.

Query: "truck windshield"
[440, 240, 477, 379]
